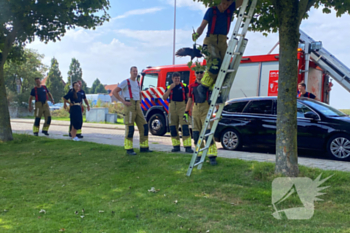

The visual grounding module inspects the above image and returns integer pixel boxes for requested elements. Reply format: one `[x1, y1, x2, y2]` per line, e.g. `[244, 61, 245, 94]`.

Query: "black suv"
[214, 96, 350, 161]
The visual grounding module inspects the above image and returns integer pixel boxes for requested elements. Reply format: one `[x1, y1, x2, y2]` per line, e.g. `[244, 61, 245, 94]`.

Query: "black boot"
[34, 133, 38, 136]
[126, 149, 137, 155]
[185, 147, 194, 153]
[196, 84, 209, 103]
[195, 156, 201, 163]
[216, 95, 223, 104]
[140, 148, 153, 153]
[42, 131, 49, 136]
[69, 133, 72, 137]
[77, 135, 84, 139]
[209, 156, 218, 166]
[171, 146, 181, 152]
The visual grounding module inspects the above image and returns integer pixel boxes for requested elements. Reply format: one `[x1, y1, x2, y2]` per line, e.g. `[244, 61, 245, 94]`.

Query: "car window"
[297, 102, 314, 118]
[142, 73, 158, 91]
[165, 71, 190, 87]
[223, 101, 248, 113]
[302, 100, 347, 117]
[243, 100, 273, 115]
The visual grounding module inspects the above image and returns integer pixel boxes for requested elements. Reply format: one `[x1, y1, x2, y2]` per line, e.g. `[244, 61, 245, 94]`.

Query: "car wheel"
[148, 113, 166, 136]
[220, 128, 242, 150]
[326, 134, 350, 161]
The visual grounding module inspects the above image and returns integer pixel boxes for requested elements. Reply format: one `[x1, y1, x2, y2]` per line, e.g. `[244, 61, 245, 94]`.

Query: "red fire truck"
[139, 30, 349, 136]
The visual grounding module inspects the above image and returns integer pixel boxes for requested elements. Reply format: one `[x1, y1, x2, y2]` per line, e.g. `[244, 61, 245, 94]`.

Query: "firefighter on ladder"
[112, 66, 152, 155]
[183, 71, 218, 165]
[192, 0, 243, 102]
[162, 72, 194, 153]
[28, 77, 55, 136]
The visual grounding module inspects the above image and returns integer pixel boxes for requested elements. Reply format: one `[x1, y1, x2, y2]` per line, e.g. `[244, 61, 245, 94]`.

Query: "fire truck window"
[142, 73, 158, 91]
[243, 100, 273, 115]
[165, 71, 190, 87]
[223, 101, 248, 113]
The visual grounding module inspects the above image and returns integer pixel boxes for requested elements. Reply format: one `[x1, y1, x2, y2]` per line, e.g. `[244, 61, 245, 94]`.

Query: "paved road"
[10, 119, 350, 172]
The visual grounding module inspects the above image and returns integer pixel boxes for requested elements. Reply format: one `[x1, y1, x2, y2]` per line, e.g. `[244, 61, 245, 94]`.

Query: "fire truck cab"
[139, 63, 205, 136]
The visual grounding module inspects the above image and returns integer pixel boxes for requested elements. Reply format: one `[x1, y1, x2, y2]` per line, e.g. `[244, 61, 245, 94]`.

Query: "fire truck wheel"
[148, 113, 166, 136]
[220, 128, 242, 151]
[326, 133, 350, 161]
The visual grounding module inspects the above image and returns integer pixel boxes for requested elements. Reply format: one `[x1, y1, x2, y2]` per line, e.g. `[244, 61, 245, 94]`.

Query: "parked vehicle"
[213, 96, 350, 161]
[86, 94, 111, 107]
[139, 30, 350, 136]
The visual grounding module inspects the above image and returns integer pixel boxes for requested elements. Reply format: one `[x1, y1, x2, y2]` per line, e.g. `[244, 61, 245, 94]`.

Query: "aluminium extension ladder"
[186, 0, 258, 176]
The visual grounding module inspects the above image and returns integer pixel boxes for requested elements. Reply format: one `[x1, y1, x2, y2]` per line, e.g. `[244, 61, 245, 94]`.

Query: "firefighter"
[112, 66, 152, 155]
[183, 71, 218, 165]
[297, 82, 317, 100]
[69, 80, 90, 138]
[28, 78, 55, 136]
[192, 0, 243, 102]
[162, 72, 193, 153]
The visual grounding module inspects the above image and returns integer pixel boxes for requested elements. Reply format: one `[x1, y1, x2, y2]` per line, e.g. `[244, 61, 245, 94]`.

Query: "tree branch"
[1, 29, 16, 66]
[298, 0, 317, 25]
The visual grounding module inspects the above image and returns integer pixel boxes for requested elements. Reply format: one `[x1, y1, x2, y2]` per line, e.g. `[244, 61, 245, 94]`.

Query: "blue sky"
[27, 0, 350, 109]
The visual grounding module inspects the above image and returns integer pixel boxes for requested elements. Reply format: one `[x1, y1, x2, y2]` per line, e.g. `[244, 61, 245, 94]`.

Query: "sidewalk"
[11, 118, 127, 130]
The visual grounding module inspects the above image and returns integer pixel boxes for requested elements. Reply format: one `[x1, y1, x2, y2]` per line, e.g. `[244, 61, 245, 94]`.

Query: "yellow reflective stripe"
[183, 137, 192, 147]
[208, 144, 217, 156]
[77, 129, 82, 134]
[171, 138, 180, 147]
[42, 126, 49, 131]
[33, 126, 39, 133]
[140, 140, 149, 148]
[196, 139, 203, 152]
[124, 139, 133, 150]
[201, 71, 213, 88]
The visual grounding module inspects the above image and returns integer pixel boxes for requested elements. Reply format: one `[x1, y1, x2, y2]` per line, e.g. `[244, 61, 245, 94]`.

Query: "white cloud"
[115, 28, 192, 47]
[114, 7, 163, 20]
[166, 0, 207, 12]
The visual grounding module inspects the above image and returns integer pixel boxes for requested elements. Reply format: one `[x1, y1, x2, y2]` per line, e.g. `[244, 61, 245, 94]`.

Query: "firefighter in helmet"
[192, 0, 243, 102]
[112, 66, 152, 155]
[162, 72, 193, 153]
[183, 70, 218, 165]
[28, 77, 55, 136]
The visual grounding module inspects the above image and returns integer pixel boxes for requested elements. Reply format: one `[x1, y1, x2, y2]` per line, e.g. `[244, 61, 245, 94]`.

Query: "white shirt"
[118, 78, 141, 101]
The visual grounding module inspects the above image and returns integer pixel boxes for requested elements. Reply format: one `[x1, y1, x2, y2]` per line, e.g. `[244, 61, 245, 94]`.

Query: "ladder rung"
[205, 132, 214, 137]
[234, 52, 242, 55]
[194, 161, 204, 166]
[199, 146, 210, 152]
[210, 117, 220, 122]
[243, 15, 251, 19]
[227, 69, 235, 73]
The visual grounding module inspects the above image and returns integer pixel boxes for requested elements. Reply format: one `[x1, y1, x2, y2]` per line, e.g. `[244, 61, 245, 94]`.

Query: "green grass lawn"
[340, 109, 350, 115]
[0, 135, 350, 232]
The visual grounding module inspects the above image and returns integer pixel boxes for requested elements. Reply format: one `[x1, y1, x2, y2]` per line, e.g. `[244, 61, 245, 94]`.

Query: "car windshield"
[303, 100, 347, 117]
[142, 73, 158, 91]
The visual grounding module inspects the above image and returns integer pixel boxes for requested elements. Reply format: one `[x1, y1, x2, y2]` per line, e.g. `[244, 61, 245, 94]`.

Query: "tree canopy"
[64, 58, 88, 93]
[46, 58, 65, 103]
[95, 83, 108, 94]
[4, 49, 47, 106]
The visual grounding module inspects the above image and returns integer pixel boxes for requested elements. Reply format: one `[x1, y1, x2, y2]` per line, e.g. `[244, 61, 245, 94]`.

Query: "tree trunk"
[0, 63, 14, 141]
[274, 0, 300, 177]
